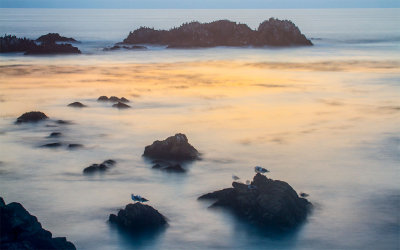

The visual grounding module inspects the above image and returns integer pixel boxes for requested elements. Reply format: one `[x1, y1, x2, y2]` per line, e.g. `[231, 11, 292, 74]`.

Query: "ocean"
[0, 8, 399, 250]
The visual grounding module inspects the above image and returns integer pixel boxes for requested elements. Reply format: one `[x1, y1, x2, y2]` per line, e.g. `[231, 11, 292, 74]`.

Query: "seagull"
[232, 174, 240, 181]
[254, 166, 269, 174]
[131, 194, 148, 203]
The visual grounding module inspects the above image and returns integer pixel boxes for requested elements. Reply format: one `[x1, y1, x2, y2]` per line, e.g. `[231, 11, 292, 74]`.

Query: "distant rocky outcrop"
[24, 43, 81, 55]
[16, 111, 48, 124]
[36, 33, 78, 44]
[0, 197, 76, 250]
[97, 96, 130, 103]
[109, 203, 167, 231]
[0, 35, 36, 53]
[198, 173, 311, 231]
[122, 18, 312, 48]
[83, 159, 116, 174]
[103, 45, 147, 51]
[143, 133, 200, 161]
[0, 34, 81, 55]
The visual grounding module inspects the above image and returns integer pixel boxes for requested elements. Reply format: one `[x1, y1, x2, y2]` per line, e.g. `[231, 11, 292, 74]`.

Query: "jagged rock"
[83, 159, 116, 174]
[0, 196, 76, 250]
[112, 102, 131, 109]
[97, 96, 109, 101]
[16, 111, 48, 123]
[198, 173, 311, 231]
[0, 35, 36, 53]
[36, 33, 78, 44]
[143, 133, 200, 161]
[122, 19, 312, 48]
[109, 203, 167, 231]
[67, 102, 86, 108]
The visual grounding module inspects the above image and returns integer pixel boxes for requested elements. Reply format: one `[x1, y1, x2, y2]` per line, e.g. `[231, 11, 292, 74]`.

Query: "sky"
[1, 0, 399, 9]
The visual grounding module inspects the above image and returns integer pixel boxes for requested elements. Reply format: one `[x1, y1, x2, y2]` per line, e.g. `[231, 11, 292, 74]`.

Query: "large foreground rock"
[0, 197, 76, 250]
[109, 203, 167, 231]
[122, 18, 312, 48]
[199, 173, 311, 231]
[16, 111, 48, 123]
[143, 133, 200, 161]
[0, 35, 36, 53]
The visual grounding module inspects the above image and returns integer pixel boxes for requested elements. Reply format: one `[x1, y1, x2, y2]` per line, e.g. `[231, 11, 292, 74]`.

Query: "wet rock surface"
[109, 203, 167, 231]
[83, 159, 116, 174]
[152, 161, 186, 173]
[16, 111, 48, 124]
[143, 133, 200, 161]
[122, 18, 312, 48]
[0, 196, 76, 250]
[199, 173, 311, 231]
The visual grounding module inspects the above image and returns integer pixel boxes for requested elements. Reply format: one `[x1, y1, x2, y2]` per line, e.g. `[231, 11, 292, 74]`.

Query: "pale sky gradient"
[1, 0, 399, 8]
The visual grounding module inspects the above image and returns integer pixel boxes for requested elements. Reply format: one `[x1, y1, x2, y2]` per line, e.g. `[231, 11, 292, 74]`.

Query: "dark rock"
[16, 111, 48, 124]
[67, 102, 86, 108]
[152, 163, 186, 173]
[128, 45, 147, 50]
[143, 133, 200, 161]
[25, 43, 81, 55]
[112, 102, 131, 109]
[109, 96, 120, 102]
[0, 196, 76, 250]
[103, 45, 121, 51]
[49, 132, 62, 138]
[120, 97, 130, 103]
[198, 173, 311, 231]
[56, 120, 72, 125]
[36, 33, 78, 44]
[0, 35, 36, 53]
[97, 96, 109, 101]
[83, 159, 116, 174]
[300, 192, 309, 198]
[109, 203, 167, 231]
[104, 45, 147, 51]
[41, 142, 63, 148]
[68, 144, 83, 149]
[122, 19, 312, 48]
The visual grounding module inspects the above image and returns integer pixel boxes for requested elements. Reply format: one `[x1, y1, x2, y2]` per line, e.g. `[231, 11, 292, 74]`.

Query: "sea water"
[0, 8, 399, 250]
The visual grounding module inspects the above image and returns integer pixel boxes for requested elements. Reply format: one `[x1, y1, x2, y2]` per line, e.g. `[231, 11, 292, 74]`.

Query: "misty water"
[0, 9, 399, 250]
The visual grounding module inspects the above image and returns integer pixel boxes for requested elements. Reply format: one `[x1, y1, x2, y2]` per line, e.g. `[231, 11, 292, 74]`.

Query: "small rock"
[49, 132, 62, 138]
[120, 97, 130, 103]
[98, 96, 109, 101]
[112, 102, 131, 109]
[41, 142, 62, 148]
[67, 102, 86, 108]
[300, 192, 309, 198]
[143, 133, 200, 161]
[152, 163, 186, 173]
[83, 159, 116, 174]
[109, 203, 167, 231]
[56, 120, 72, 125]
[109, 96, 121, 102]
[68, 144, 83, 149]
[16, 111, 48, 123]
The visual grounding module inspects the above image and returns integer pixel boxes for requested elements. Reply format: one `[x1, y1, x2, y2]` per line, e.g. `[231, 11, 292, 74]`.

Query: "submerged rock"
[198, 173, 311, 231]
[109, 203, 167, 231]
[0, 196, 76, 250]
[16, 111, 48, 124]
[112, 102, 131, 109]
[41, 142, 63, 148]
[83, 159, 116, 174]
[36, 33, 78, 44]
[56, 120, 72, 125]
[143, 133, 200, 161]
[152, 162, 186, 173]
[68, 144, 83, 149]
[67, 102, 86, 108]
[49, 132, 62, 138]
[122, 19, 312, 48]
